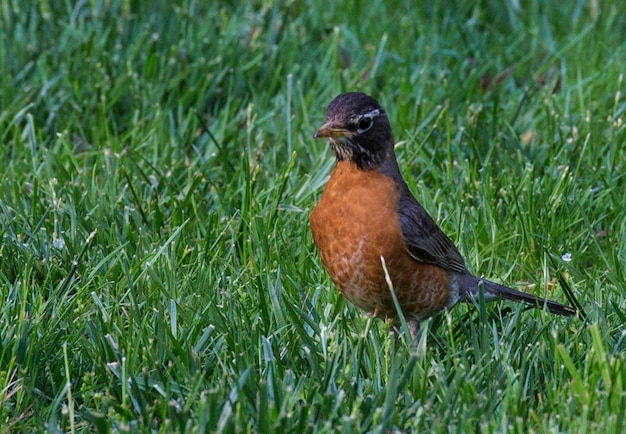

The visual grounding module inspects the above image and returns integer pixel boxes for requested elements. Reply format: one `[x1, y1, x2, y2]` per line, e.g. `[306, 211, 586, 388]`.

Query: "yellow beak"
[313, 123, 354, 139]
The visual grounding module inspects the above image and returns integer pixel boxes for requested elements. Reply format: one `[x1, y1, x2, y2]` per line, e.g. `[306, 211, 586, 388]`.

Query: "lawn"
[1, 0, 625, 432]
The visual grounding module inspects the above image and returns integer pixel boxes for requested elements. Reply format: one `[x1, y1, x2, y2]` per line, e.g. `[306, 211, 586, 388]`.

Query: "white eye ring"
[355, 109, 379, 133]
[357, 116, 373, 132]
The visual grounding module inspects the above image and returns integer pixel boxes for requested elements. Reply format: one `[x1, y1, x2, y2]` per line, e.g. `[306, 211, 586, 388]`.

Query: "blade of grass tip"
[270, 151, 296, 224]
[126, 146, 167, 184]
[478, 279, 487, 324]
[610, 300, 626, 324]
[218, 367, 251, 432]
[124, 151, 169, 229]
[382, 353, 418, 429]
[474, 280, 492, 355]
[144, 220, 189, 271]
[170, 299, 177, 340]
[57, 230, 97, 295]
[78, 406, 108, 434]
[509, 88, 531, 126]
[354, 316, 373, 371]
[286, 73, 293, 156]
[63, 342, 76, 434]
[194, 111, 236, 174]
[281, 300, 319, 350]
[121, 355, 128, 410]
[84, 241, 128, 285]
[556, 344, 588, 406]
[287, 275, 321, 325]
[381, 350, 400, 427]
[192, 325, 215, 354]
[589, 324, 612, 391]
[91, 291, 110, 323]
[369, 33, 387, 80]
[416, 319, 431, 354]
[269, 266, 287, 327]
[545, 249, 586, 320]
[122, 169, 149, 226]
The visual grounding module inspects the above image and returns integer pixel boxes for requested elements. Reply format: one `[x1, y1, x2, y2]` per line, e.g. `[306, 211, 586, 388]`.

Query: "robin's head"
[314, 92, 395, 170]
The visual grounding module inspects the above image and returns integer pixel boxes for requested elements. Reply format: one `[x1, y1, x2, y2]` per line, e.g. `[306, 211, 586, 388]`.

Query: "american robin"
[310, 92, 575, 331]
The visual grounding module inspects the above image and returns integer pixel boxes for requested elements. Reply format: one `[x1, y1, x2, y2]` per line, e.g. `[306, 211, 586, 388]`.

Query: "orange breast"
[310, 161, 451, 321]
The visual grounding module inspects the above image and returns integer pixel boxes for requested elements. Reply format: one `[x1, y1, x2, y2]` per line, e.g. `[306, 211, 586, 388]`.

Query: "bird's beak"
[313, 123, 354, 139]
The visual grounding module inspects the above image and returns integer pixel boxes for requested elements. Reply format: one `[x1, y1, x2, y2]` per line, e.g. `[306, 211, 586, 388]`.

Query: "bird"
[309, 92, 576, 334]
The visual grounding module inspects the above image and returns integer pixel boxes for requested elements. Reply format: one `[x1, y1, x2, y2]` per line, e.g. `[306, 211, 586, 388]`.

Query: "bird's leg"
[390, 319, 420, 349]
[391, 322, 401, 340]
[409, 319, 420, 344]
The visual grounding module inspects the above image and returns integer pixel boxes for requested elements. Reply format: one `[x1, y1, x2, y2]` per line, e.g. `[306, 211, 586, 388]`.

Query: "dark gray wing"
[396, 187, 469, 274]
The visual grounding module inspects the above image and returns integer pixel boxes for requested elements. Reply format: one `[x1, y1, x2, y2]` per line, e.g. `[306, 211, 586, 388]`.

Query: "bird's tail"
[459, 275, 576, 316]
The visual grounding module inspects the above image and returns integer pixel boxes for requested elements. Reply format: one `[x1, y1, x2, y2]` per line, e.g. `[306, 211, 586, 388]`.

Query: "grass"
[1, 0, 625, 432]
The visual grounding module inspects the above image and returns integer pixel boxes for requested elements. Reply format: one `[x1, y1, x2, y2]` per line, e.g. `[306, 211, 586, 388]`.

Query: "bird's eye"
[357, 117, 373, 132]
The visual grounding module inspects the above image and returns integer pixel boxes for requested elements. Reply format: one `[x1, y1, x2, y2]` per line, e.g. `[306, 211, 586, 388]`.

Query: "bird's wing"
[396, 191, 469, 274]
